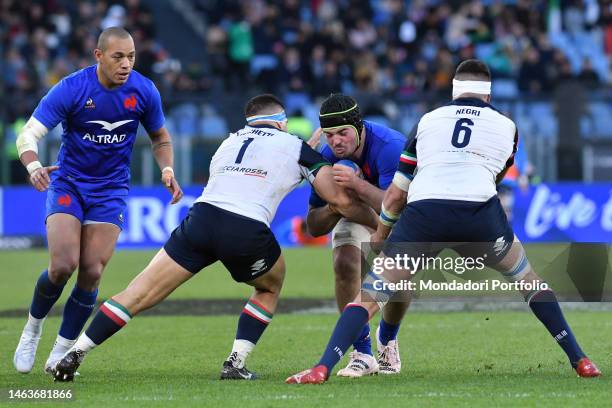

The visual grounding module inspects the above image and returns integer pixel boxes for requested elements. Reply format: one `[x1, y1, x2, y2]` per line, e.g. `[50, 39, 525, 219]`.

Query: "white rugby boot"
[376, 326, 401, 374]
[336, 351, 379, 377]
[14, 315, 45, 373]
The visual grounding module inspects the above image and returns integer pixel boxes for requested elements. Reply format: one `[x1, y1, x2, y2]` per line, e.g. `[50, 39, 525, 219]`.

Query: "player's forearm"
[376, 183, 408, 239]
[306, 206, 342, 236]
[383, 184, 407, 215]
[149, 128, 174, 170]
[17, 117, 48, 173]
[339, 200, 379, 230]
[353, 179, 385, 213]
[19, 151, 41, 168]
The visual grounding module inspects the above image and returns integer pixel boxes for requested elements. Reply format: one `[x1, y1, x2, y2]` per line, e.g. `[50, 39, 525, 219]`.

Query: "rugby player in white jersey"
[287, 59, 601, 384]
[52, 94, 378, 381]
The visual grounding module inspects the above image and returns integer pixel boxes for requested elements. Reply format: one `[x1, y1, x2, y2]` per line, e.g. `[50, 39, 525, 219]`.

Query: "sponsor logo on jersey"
[250, 259, 267, 275]
[124, 94, 137, 110]
[87, 120, 134, 131]
[222, 165, 268, 178]
[57, 193, 72, 207]
[85, 97, 96, 109]
[84, 119, 135, 144]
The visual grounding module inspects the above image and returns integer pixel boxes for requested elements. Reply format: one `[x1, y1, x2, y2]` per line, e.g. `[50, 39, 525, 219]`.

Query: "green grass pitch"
[1, 248, 611, 407]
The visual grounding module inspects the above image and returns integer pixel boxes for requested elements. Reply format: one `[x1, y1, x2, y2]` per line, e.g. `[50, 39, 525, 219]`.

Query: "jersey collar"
[247, 124, 279, 130]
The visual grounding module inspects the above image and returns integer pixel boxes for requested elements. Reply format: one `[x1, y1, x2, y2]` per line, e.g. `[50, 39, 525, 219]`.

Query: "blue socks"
[59, 285, 98, 340]
[319, 304, 369, 371]
[528, 289, 585, 367]
[29, 270, 65, 319]
[352, 323, 372, 355]
[378, 318, 400, 345]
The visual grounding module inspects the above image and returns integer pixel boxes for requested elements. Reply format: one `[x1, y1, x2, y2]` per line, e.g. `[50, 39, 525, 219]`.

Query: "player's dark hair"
[244, 94, 285, 117]
[319, 94, 364, 146]
[454, 59, 491, 81]
[97, 27, 132, 51]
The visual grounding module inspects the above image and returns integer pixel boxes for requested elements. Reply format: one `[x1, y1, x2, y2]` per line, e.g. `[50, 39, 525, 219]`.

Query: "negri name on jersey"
[455, 108, 481, 116]
[82, 133, 127, 144]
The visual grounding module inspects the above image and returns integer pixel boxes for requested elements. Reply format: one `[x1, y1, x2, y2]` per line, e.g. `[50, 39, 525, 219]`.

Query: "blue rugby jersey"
[32, 65, 165, 194]
[309, 120, 406, 207]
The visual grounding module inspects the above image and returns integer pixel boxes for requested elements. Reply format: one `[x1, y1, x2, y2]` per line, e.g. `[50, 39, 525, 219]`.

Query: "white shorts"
[331, 218, 372, 249]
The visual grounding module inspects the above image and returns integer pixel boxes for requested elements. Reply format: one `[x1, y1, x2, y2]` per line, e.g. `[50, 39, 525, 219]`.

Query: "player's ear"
[93, 48, 103, 62]
[486, 94, 491, 103]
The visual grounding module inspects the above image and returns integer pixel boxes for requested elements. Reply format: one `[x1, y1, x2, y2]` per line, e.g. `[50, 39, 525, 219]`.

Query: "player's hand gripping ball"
[332, 159, 363, 191]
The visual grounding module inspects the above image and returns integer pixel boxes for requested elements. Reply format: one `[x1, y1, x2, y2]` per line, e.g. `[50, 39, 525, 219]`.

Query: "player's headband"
[246, 111, 287, 125]
[319, 104, 364, 147]
[452, 79, 491, 99]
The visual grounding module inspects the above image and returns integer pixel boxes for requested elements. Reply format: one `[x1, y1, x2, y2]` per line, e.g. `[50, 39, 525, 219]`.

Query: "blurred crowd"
[0, 0, 177, 123]
[197, 0, 612, 102]
[3, 0, 611, 117]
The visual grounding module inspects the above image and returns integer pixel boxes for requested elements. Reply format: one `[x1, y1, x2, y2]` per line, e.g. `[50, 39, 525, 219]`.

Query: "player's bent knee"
[333, 248, 361, 276]
[78, 264, 104, 285]
[250, 260, 285, 295]
[48, 258, 79, 283]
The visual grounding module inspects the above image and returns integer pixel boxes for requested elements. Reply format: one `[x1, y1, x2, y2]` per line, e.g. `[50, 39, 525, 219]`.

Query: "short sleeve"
[396, 123, 418, 180]
[298, 141, 330, 182]
[32, 80, 73, 129]
[141, 82, 165, 132]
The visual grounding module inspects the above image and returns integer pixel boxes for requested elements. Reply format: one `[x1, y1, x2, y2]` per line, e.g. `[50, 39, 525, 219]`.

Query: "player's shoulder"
[127, 69, 158, 96]
[57, 65, 96, 88]
[424, 98, 515, 127]
[364, 120, 406, 150]
[128, 69, 155, 87]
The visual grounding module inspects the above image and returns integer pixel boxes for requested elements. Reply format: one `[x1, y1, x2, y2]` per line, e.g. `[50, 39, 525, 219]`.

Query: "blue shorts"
[385, 197, 514, 265]
[46, 177, 127, 229]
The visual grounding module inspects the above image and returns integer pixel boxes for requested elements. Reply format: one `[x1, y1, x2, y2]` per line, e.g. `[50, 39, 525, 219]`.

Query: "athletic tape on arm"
[16, 117, 48, 156]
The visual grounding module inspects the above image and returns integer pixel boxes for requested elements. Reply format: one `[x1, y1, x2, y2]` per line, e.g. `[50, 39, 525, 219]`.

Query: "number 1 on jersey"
[235, 137, 254, 164]
[451, 118, 474, 148]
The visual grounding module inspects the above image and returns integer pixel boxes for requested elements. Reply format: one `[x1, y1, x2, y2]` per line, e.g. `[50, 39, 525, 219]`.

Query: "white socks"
[25, 314, 45, 336]
[72, 333, 97, 354]
[228, 339, 255, 368]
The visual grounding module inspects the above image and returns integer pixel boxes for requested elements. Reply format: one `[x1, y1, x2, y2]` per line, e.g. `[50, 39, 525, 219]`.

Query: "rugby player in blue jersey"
[306, 94, 409, 376]
[13, 27, 183, 374]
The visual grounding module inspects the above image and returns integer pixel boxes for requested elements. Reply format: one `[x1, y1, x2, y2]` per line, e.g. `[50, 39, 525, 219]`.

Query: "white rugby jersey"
[196, 125, 327, 226]
[401, 98, 518, 203]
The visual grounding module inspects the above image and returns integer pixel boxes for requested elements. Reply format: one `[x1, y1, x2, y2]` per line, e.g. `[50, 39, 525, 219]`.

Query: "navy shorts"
[46, 176, 127, 229]
[164, 202, 281, 282]
[385, 197, 514, 265]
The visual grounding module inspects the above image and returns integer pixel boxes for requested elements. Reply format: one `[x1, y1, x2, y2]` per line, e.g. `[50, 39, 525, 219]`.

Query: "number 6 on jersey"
[451, 118, 474, 148]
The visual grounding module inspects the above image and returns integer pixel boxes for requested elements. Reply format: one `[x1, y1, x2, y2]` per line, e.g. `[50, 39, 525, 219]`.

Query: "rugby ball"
[335, 160, 362, 177]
